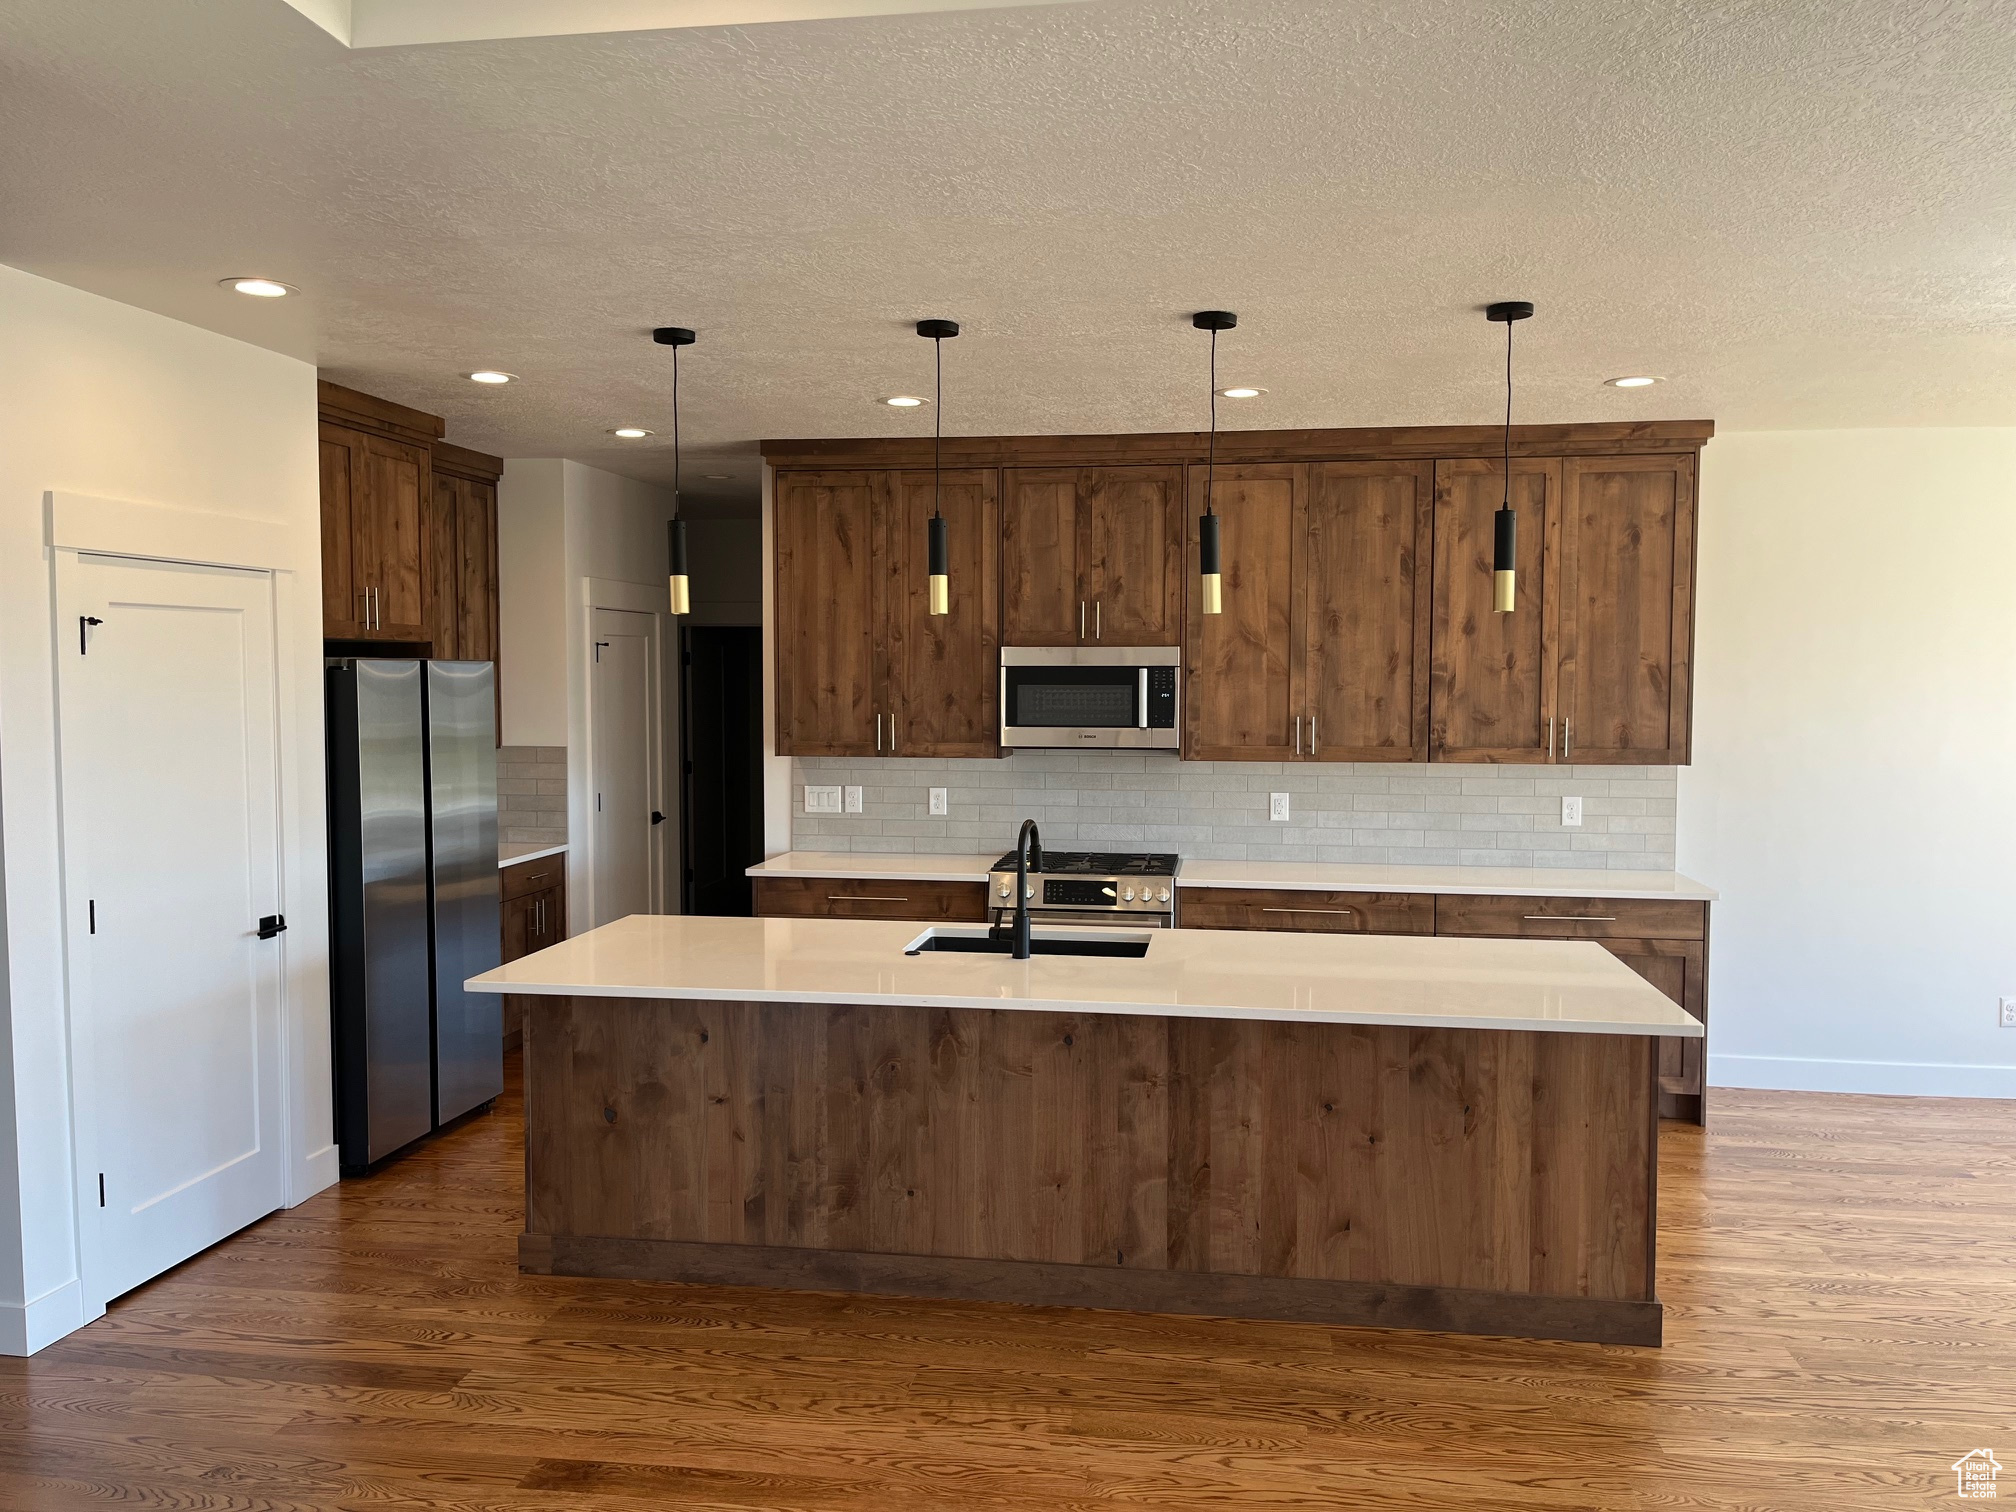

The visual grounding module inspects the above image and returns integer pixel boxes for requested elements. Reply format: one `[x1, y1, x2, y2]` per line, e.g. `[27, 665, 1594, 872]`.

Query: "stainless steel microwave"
[999, 646, 1180, 750]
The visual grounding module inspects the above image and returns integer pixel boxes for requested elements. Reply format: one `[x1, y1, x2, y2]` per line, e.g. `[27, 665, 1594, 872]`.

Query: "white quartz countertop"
[466, 914, 1702, 1039]
[746, 850, 1716, 902]
[501, 842, 568, 870]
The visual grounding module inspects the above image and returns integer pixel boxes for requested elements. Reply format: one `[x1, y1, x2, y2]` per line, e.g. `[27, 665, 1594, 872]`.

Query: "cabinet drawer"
[1434, 894, 1705, 941]
[501, 856, 565, 902]
[1178, 887, 1434, 935]
[753, 876, 989, 922]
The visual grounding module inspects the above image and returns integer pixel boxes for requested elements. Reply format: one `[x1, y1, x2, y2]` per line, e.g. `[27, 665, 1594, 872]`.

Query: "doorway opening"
[681, 625, 763, 915]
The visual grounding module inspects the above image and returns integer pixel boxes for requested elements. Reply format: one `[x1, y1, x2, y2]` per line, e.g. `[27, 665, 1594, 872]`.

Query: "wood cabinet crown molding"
[762, 419, 1713, 470]
[316, 379, 446, 446]
[433, 439, 504, 483]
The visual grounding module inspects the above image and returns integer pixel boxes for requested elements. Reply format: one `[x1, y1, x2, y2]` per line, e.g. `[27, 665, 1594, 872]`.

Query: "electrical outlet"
[844, 785, 864, 814]
[1561, 795, 1584, 827]
[1270, 792, 1291, 822]
[2001, 997, 2016, 1028]
[929, 786, 948, 816]
[803, 784, 841, 815]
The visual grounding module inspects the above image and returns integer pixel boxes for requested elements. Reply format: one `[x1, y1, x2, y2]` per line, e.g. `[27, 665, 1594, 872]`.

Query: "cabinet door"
[1085, 464, 1184, 646]
[1303, 461, 1432, 761]
[1002, 468, 1086, 645]
[500, 892, 538, 963]
[355, 434, 428, 639]
[888, 468, 1000, 758]
[1185, 463, 1302, 761]
[456, 477, 500, 665]
[424, 472, 463, 658]
[1600, 937, 1706, 1121]
[1558, 455, 1696, 764]
[774, 471, 888, 756]
[1429, 458, 1561, 762]
[318, 425, 366, 637]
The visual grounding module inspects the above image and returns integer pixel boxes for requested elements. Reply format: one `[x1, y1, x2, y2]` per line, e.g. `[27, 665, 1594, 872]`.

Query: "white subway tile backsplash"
[790, 754, 1678, 871]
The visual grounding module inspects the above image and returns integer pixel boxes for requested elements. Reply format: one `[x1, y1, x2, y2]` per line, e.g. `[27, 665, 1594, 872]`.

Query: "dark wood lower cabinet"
[522, 994, 1661, 1345]
[500, 855, 568, 1052]
[753, 875, 989, 922]
[1177, 887, 1433, 935]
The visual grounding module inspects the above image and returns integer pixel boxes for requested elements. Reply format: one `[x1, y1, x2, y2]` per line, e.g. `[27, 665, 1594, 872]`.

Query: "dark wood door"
[888, 468, 1000, 758]
[355, 434, 428, 640]
[1085, 465, 1184, 646]
[1558, 455, 1696, 765]
[1002, 468, 1086, 645]
[424, 472, 463, 657]
[1429, 458, 1561, 762]
[1185, 463, 1301, 761]
[318, 424, 365, 637]
[455, 477, 499, 665]
[1302, 460, 1432, 761]
[773, 470, 888, 756]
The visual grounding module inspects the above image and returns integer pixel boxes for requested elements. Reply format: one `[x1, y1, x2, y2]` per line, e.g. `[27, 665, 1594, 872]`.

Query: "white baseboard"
[0, 1278, 87, 1356]
[291, 1142, 340, 1207]
[1711, 1054, 2016, 1100]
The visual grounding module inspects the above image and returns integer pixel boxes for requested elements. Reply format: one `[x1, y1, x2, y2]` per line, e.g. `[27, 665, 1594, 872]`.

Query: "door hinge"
[651, 810, 666, 825]
[594, 640, 609, 662]
[258, 914, 288, 940]
[88, 899, 96, 934]
[98, 1173, 106, 1208]
[596, 794, 603, 812]
[79, 616, 103, 655]
[683, 760, 694, 776]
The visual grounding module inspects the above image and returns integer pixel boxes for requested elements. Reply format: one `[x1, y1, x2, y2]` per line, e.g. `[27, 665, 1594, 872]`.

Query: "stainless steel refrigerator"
[326, 659, 502, 1174]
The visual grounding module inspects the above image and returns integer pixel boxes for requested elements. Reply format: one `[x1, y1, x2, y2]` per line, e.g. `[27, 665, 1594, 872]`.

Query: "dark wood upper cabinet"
[1002, 465, 1183, 646]
[1557, 455, 1696, 764]
[1429, 458, 1562, 763]
[317, 381, 445, 644]
[428, 441, 503, 664]
[773, 470, 890, 757]
[319, 426, 363, 638]
[888, 469, 1000, 758]
[1302, 460, 1433, 762]
[1184, 463, 1301, 761]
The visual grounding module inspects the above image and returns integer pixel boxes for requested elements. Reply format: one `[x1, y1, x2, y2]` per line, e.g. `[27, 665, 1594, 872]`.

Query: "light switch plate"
[2001, 997, 2016, 1028]
[844, 785, 864, 814]
[804, 784, 841, 815]
[929, 786, 948, 816]
[1270, 792, 1291, 822]
[1561, 796, 1584, 827]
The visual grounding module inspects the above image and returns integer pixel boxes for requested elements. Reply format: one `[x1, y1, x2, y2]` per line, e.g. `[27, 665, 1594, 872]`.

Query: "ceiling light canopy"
[609, 427, 653, 438]
[884, 395, 928, 408]
[1217, 386, 1265, 400]
[223, 277, 294, 298]
[467, 370, 515, 384]
[1606, 375, 1660, 388]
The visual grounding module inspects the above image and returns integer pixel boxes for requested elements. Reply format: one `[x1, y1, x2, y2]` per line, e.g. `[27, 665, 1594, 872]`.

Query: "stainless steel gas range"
[985, 849, 1179, 929]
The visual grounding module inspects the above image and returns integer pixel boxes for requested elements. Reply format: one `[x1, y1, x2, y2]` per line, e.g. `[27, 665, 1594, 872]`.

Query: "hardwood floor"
[3, 1053, 2011, 1510]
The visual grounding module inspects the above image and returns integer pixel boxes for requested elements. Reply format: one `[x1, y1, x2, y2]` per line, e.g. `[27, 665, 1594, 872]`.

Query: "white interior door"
[588, 606, 659, 926]
[56, 551, 286, 1306]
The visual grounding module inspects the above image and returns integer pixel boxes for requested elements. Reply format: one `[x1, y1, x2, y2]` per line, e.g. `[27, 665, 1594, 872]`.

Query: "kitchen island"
[468, 914, 1701, 1345]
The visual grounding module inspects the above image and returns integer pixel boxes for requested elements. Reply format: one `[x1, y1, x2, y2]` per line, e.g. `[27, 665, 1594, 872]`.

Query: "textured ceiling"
[3, 0, 2013, 511]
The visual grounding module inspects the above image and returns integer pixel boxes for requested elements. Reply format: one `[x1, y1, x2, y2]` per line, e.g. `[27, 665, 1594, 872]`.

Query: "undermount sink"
[903, 926, 1153, 960]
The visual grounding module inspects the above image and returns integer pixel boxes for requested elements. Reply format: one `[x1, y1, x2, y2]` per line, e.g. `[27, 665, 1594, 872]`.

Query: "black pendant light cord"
[933, 331, 943, 522]
[672, 338, 681, 519]
[1206, 326, 1218, 517]
[1501, 313, 1513, 505]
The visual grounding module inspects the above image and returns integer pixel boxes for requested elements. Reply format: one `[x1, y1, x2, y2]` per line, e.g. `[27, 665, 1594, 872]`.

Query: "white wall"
[497, 459, 568, 748]
[0, 264, 331, 1352]
[1684, 429, 2016, 1097]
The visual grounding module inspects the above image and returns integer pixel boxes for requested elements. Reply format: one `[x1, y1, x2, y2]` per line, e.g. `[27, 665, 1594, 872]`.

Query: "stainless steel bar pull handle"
[1309, 714, 1317, 756]
[1564, 717, 1572, 760]
[875, 712, 883, 752]
[1095, 601, 1101, 640]
[1548, 716, 1555, 760]
[830, 895, 909, 903]
[1080, 601, 1086, 640]
[1524, 914, 1617, 922]
[1293, 716, 1301, 756]
[1260, 906, 1359, 916]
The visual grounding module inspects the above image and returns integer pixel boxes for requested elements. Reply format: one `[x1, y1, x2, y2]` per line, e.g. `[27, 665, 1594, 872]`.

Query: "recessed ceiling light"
[609, 427, 653, 438]
[223, 277, 294, 298]
[1217, 386, 1266, 399]
[1605, 375, 1660, 388]
[883, 395, 928, 408]
[468, 371, 516, 384]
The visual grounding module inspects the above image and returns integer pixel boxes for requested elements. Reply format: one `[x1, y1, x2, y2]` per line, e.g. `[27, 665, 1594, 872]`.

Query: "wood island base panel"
[522, 994, 1661, 1346]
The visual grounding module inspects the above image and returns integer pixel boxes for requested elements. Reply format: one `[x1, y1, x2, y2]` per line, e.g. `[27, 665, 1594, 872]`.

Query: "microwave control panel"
[1146, 666, 1178, 728]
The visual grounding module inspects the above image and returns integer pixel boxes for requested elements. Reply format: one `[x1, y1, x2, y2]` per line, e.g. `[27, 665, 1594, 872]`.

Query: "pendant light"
[917, 318, 959, 615]
[654, 325, 696, 615]
[1193, 310, 1236, 615]
[1484, 301, 1533, 614]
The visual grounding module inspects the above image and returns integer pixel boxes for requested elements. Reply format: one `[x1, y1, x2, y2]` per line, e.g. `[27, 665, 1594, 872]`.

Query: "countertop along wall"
[1683, 429, 2016, 1100]
[0, 264, 332, 1353]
